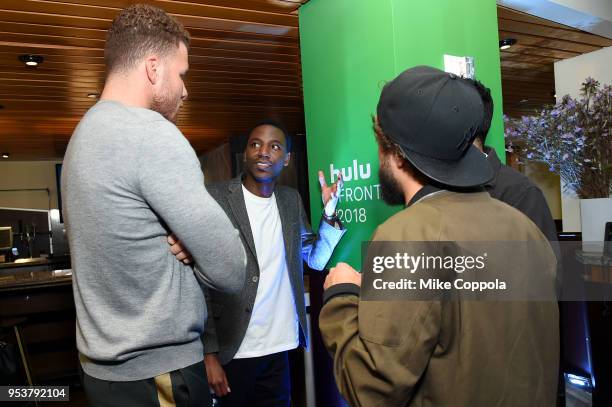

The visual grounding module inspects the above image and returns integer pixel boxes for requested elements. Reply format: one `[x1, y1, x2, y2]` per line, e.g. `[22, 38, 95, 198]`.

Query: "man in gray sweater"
[61, 5, 245, 406]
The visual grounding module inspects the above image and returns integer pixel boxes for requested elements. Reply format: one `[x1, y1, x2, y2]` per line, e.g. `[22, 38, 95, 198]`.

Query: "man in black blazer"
[172, 119, 346, 406]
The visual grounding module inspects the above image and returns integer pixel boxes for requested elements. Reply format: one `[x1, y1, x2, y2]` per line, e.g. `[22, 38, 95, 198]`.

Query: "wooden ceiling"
[0, 0, 306, 160]
[0, 1, 610, 160]
[498, 6, 612, 117]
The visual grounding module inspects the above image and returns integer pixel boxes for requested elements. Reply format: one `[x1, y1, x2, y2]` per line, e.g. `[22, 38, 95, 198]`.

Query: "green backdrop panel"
[300, 0, 504, 268]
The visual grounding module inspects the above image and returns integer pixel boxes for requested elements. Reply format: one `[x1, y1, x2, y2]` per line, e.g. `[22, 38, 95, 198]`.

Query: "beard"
[379, 159, 405, 206]
[151, 82, 182, 123]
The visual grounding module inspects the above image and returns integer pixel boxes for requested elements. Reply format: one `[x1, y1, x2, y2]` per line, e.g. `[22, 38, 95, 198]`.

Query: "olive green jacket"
[320, 190, 559, 407]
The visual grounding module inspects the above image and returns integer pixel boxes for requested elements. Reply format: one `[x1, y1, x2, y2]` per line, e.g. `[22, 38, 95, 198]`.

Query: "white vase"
[579, 198, 612, 252]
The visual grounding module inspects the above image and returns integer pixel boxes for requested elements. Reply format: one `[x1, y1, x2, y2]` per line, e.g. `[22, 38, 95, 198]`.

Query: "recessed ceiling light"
[499, 38, 517, 50]
[18, 54, 44, 67]
[1, 153, 9, 159]
[87, 92, 99, 99]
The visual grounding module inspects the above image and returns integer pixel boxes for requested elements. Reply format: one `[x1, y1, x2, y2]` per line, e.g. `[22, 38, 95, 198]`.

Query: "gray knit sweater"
[62, 100, 245, 381]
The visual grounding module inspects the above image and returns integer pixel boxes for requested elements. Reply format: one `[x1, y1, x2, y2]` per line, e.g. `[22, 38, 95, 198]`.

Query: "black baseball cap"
[377, 65, 493, 188]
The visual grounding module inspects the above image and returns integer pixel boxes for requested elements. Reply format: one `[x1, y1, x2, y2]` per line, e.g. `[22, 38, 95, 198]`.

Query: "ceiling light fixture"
[87, 92, 99, 99]
[18, 54, 44, 67]
[499, 38, 517, 50]
[1, 153, 9, 159]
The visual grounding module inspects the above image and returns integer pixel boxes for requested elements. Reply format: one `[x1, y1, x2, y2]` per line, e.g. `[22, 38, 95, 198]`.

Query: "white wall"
[498, 0, 612, 38]
[551, 0, 612, 30]
[0, 161, 61, 210]
[555, 46, 612, 100]
[554, 46, 612, 232]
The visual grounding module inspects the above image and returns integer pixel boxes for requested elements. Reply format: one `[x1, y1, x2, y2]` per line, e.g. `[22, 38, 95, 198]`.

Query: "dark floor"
[39, 385, 88, 407]
[6, 348, 307, 407]
[566, 384, 592, 407]
[3, 385, 88, 407]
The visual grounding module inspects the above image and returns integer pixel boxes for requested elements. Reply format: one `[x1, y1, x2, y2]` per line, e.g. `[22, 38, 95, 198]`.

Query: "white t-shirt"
[234, 185, 299, 358]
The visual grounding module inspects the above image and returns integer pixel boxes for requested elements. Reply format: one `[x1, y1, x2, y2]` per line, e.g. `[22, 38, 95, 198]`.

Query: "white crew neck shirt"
[234, 185, 299, 358]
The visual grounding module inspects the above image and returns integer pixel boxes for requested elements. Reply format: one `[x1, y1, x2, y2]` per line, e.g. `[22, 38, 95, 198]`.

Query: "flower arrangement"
[504, 78, 611, 199]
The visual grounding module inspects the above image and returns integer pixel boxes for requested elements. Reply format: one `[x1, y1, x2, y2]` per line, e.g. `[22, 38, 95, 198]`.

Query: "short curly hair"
[105, 4, 190, 74]
[372, 116, 429, 184]
[372, 115, 407, 160]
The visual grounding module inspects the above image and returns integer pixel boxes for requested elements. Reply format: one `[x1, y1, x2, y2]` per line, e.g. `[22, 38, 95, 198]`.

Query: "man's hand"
[318, 170, 343, 217]
[324, 262, 362, 290]
[167, 233, 193, 264]
[204, 354, 231, 397]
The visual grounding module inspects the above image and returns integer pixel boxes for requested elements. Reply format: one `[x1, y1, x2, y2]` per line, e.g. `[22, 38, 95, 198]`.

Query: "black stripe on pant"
[80, 361, 212, 407]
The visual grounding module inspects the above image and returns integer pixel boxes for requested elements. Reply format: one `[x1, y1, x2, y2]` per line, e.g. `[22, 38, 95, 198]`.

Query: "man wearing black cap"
[318, 66, 559, 406]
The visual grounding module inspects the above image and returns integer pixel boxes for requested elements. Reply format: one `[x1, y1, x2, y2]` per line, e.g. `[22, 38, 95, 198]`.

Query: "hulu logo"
[329, 160, 371, 183]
